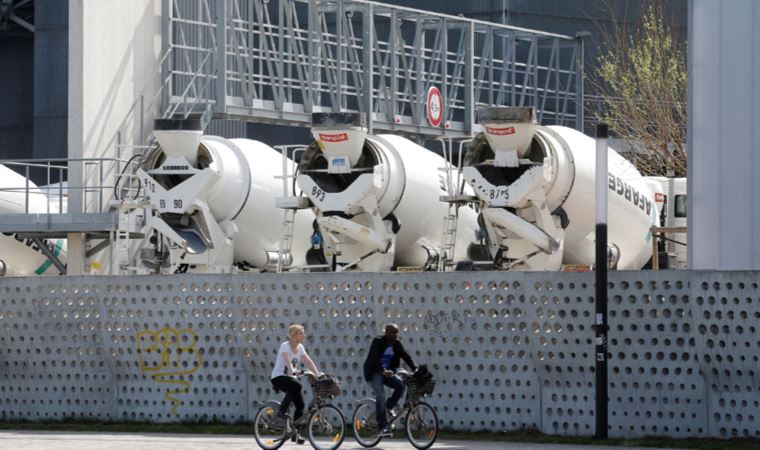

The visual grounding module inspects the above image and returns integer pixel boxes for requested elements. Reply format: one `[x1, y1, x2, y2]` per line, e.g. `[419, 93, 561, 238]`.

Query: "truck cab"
[645, 176, 687, 269]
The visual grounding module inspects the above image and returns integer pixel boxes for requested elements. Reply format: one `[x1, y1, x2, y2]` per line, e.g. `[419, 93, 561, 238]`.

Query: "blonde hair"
[288, 324, 305, 339]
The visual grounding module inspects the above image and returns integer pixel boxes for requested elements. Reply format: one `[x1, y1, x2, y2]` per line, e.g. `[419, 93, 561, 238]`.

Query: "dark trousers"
[272, 375, 305, 420]
[369, 372, 405, 429]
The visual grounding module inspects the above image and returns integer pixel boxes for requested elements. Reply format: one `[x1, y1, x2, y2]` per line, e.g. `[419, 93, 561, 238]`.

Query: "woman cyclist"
[271, 324, 322, 427]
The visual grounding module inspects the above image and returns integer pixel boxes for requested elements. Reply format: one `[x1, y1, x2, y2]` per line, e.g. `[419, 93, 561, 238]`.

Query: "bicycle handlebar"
[296, 369, 331, 381]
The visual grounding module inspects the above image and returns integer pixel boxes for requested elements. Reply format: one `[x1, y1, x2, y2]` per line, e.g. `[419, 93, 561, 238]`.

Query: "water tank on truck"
[291, 113, 478, 272]
[134, 119, 314, 274]
[462, 107, 658, 271]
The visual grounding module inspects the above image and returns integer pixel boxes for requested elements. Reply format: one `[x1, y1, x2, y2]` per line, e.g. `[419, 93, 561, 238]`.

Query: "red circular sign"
[427, 86, 443, 128]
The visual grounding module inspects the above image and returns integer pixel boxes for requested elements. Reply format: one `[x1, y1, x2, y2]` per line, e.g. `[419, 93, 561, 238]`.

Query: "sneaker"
[291, 431, 306, 445]
[376, 427, 393, 438]
[386, 409, 397, 429]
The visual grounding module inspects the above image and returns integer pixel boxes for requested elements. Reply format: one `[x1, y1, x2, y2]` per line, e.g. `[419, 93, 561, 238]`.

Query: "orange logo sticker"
[486, 126, 516, 136]
[319, 133, 349, 142]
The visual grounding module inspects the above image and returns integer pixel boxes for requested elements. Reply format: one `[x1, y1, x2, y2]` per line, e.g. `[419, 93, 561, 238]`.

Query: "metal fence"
[0, 270, 758, 438]
[165, 0, 585, 139]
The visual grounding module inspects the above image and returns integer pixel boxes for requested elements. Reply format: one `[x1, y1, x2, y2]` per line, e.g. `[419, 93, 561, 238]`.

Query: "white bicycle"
[254, 371, 346, 450]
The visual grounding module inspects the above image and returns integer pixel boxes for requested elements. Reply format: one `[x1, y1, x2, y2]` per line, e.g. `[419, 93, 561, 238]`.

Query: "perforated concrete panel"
[0, 271, 759, 438]
[691, 271, 760, 438]
[607, 272, 705, 438]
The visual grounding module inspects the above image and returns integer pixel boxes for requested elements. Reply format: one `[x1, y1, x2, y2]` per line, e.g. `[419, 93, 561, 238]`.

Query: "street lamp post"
[594, 123, 609, 439]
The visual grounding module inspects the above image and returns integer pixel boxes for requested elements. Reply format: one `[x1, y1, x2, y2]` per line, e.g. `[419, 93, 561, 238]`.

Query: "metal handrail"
[0, 156, 142, 214]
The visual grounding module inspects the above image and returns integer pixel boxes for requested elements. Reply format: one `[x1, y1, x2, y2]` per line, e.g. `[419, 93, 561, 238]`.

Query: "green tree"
[591, 1, 687, 176]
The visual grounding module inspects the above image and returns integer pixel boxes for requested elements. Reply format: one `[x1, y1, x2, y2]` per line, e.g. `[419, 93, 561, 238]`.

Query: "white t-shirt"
[271, 341, 307, 379]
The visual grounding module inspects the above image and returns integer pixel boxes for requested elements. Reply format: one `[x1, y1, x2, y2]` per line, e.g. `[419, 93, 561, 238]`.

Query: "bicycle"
[254, 370, 346, 450]
[351, 366, 438, 450]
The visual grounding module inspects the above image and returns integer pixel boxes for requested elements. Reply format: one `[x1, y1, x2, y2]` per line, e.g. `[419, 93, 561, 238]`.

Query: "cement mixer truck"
[462, 107, 658, 271]
[133, 119, 314, 274]
[286, 113, 479, 272]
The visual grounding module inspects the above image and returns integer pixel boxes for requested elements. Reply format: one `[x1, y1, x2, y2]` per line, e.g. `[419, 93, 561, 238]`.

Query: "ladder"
[439, 206, 460, 271]
[274, 145, 312, 273]
[436, 137, 474, 271]
[277, 208, 297, 273]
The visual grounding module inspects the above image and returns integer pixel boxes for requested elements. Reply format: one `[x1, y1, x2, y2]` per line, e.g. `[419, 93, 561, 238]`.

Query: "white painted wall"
[688, 0, 760, 270]
[68, 0, 162, 273]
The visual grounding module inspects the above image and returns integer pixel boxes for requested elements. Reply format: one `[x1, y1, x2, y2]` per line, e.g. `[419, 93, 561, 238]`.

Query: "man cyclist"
[363, 323, 417, 437]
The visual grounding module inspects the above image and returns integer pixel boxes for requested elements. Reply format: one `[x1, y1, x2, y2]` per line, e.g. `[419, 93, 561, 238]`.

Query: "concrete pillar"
[67, 0, 162, 274]
[67, 0, 85, 274]
[688, 0, 760, 269]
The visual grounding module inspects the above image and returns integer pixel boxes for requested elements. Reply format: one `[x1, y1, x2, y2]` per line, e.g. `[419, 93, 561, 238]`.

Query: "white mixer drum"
[143, 129, 314, 270]
[543, 126, 657, 269]
[0, 164, 66, 276]
[296, 114, 478, 271]
[373, 134, 478, 267]
[229, 138, 315, 268]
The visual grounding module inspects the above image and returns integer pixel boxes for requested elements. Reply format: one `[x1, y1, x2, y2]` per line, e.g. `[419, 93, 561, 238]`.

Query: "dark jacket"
[363, 336, 416, 380]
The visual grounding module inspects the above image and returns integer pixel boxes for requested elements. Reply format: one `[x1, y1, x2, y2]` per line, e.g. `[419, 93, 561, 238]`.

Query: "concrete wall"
[688, 0, 760, 270]
[0, 269, 757, 438]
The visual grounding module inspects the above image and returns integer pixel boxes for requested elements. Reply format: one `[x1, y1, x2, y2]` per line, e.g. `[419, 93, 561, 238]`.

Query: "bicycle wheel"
[254, 402, 288, 450]
[307, 404, 346, 450]
[352, 400, 382, 448]
[405, 401, 438, 450]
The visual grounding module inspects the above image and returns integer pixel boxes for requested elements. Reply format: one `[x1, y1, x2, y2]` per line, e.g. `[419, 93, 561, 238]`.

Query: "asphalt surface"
[0, 431, 689, 450]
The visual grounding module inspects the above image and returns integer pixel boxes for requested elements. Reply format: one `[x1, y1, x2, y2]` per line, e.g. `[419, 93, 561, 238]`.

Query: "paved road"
[0, 431, 689, 450]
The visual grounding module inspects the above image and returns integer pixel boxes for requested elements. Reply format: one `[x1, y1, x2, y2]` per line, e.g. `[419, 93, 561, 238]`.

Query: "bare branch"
[588, 0, 687, 176]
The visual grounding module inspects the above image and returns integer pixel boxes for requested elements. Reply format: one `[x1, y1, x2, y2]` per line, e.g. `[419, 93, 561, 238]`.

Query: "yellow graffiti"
[136, 326, 203, 415]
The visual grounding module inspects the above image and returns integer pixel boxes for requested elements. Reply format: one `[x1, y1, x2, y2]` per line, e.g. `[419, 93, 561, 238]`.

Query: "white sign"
[427, 86, 443, 127]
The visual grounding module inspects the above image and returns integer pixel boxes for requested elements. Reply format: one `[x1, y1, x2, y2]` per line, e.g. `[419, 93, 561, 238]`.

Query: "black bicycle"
[352, 366, 438, 450]
[254, 370, 346, 450]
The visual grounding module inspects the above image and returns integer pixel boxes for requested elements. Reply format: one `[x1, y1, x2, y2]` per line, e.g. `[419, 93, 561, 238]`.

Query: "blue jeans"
[369, 372, 405, 430]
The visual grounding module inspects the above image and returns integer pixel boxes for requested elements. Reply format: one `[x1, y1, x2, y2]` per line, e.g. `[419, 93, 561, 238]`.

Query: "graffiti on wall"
[136, 326, 204, 414]
[423, 310, 476, 338]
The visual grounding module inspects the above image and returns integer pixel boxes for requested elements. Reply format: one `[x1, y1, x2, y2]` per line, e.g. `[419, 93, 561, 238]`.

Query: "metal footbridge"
[165, 0, 586, 138]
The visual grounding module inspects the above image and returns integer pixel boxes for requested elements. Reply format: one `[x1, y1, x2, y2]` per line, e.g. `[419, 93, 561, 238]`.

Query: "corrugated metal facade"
[0, 36, 34, 160]
[33, 0, 69, 161]
[205, 119, 247, 139]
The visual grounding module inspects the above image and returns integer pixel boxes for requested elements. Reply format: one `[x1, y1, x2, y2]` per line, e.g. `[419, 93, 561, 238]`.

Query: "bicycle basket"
[312, 376, 341, 399]
[405, 374, 435, 399]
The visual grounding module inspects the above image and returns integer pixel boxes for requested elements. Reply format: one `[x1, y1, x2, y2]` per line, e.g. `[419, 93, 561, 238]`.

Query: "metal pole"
[362, 4, 374, 134]
[25, 166, 29, 213]
[59, 167, 63, 213]
[99, 161, 104, 212]
[47, 161, 51, 214]
[162, 0, 171, 115]
[214, 0, 228, 114]
[464, 22, 474, 134]
[652, 233, 659, 271]
[594, 122, 608, 439]
[575, 32, 590, 132]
